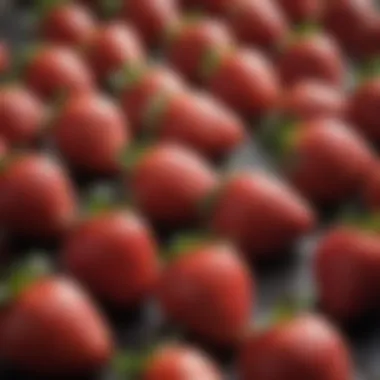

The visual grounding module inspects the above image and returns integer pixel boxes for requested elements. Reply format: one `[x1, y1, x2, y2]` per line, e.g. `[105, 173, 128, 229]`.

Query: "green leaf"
[98, 0, 123, 19]
[35, 0, 69, 17]
[119, 143, 151, 171]
[356, 56, 380, 84]
[342, 212, 380, 233]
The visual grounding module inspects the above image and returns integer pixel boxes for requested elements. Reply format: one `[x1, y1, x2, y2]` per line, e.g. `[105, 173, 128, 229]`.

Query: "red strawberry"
[348, 77, 380, 144]
[278, 32, 346, 87]
[24, 45, 94, 101]
[223, 0, 289, 51]
[39, 3, 96, 47]
[0, 85, 46, 146]
[207, 172, 315, 259]
[281, 80, 347, 122]
[166, 19, 234, 83]
[276, 0, 323, 23]
[363, 161, 380, 210]
[180, 0, 229, 14]
[120, 66, 185, 134]
[146, 91, 246, 160]
[0, 41, 9, 75]
[128, 143, 218, 227]
[143, 344, 222, 380]
[202, 48, 280, 118]
[158, 242, 254, 346]
[315, 226, 380, 321]
[238, 314, 353, 380]
[85, 21, 145, 83]
[62, 210, 160, 307]
[52, 92, 129, 175]
[0, 153, 78, 239]
[0, 276, 114, 375]
[285, 118, 374, 205]
[122, 0, 181, 47]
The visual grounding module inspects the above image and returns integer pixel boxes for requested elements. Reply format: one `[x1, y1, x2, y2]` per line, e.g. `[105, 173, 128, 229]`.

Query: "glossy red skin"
[0, 85, 45, 146]
[0, 277, 113, 375]
[363, 161, 380, 210]
[130, 143, 218, 227]
[224, 0, 289, 50]
[62, 210, 160, 307]
[122, 0, 181, 47]
[52, 92, 129, 175]
[282, 80, 347, 122]
[179, 0, 230, 14]
[157, 91, 246, 160]
[85, 21, 145, 82]
[0, 154, 77, 239]
[209, 172, 315, 259]
[238, 314, 353, 380]
[205, 49, 280, 118]
[276, 0, 322, 23]
[167, 19, 234, 83]
[323, 0, 376, 57]
[144, 344, 222, 380]
[315, 227, 380, 321]
[120, 66, 185, 134]
[349, 78, 380, 143]
[24, 46, 94, 101]
[40, 3, 96, 47]
[289, 118, 375, 205]
[278, 33, 345, 88]
[0, 41, 9, 75]
[158, 243, 254, 346]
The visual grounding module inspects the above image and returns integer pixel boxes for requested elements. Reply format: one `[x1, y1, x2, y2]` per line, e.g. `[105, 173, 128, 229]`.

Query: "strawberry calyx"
[355, 56, 380, 85]
[198, 46, 226, 82]
[108, 63, 147, 94]
[36, 0, 70, 17]
[98, 0, 123, 19]
[341, 211, 380, 234]
[119, 143, 153, 172]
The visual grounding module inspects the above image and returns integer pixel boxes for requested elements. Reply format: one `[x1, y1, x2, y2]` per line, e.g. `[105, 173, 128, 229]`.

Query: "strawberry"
[278, 32, 346, 88]
[363, 161, 380, 210]
[348, 77, 380, 144]
[127, 143, 218, 227]
[281, 80, 347, 122]
[315, 226, 380, 321]
[24, 45, 94, 101]
[238, 314, 353, 380]
[0, 41, 9, 75]
[0, 153, 78, 239]
[158, 241, 254, 346]
[166, 19, 234, 83]
[85, 21, 145, 83]
[52, 92, 129, 175]
[143, 344, 222, 380]
[122, 0, 181, 48]
[283, 118, 375, 205]
[144, 90, 246, 160]
[223, 0, 289, 51]
[120, 66, 185, 134]
[207, 171, 315, 260]
[61, 210, 160, 307]
[39, 2, 96, 47]
[276, 0, 322, 23]
[179, 0, 230, 14]
[202, 48, 280, 118]
[0, 276, 114, 375]
[0, 85, 46, 146]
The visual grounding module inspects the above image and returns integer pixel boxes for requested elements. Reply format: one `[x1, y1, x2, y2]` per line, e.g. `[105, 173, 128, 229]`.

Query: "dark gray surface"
[1, 2, 380, 379]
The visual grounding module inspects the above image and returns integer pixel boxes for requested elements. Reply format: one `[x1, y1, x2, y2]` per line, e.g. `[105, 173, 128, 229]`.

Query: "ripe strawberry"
[62, 210, 160, 307]
[0, 85, 46, 146]
[24, 45, 94, 101]
[52, 92, 129, 175]
[0, 276, 114, 375]
[39, 3, 96, 47]
[278, 32, 346, 87]
[85, 21, 145, 83]
[281, 80, 347, 122]
[120, 65, 185, 134]
[238, 314, 353, 380]
[143, 344, 222, 380]
[276, 0, 323, 23]
[128, 143, 218, 227]
[0, 153, 78, 239]
[315, 226, 380, 321]
[202, 48, 280, 118]
[363, 161, 380, 210]
[0, 41, 9, 75]
[285, 118, 374, 205]
[223, 0, 289, 51]
[122, 0, 181, 48]
[158, 242, 254, 346]
[348, 77, 380, 144]
[166, 19, 234, 83]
